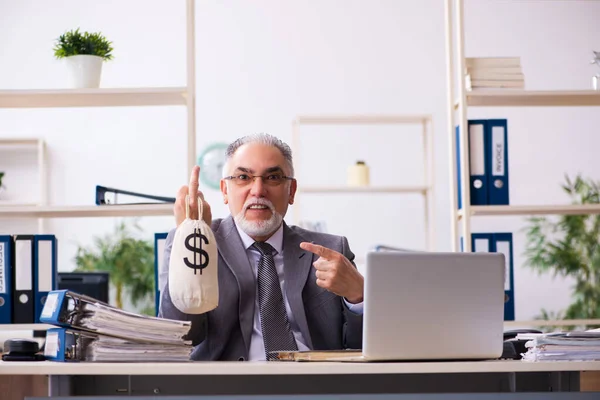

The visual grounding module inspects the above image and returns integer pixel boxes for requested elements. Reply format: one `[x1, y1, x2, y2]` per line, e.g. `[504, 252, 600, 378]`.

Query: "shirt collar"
[235, 220, 284, 255]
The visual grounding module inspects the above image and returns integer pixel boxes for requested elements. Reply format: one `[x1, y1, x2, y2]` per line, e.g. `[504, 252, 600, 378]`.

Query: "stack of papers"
[78, 302, 192, 346]
[519, 331, 600, 362]
[85, 335, 192, 362]
[41, 290, 194, 362]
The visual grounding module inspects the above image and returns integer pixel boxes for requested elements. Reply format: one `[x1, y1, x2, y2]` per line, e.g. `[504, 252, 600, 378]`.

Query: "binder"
[487, 119, 509, 205]
[154, 232, 168, 316]
[470, 232, 515, 321]
[33, 235, 58, 324]
[471, 233, 493, 253]
[96, 185, 175, 205]
[494, 233, 515, 321]
[40, 289, 192, 345]
[44, 326, 193, 362]
[44, 327, 96, 362]
[468, 120, 489, 206]
[456, 126, 463, 209]
[456, 120, 490, 208]
[13, 235, 35, 324]
[0, 236, 13, 324]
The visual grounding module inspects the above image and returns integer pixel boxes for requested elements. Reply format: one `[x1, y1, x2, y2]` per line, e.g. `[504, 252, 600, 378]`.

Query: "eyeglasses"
[223, 173, 294, 187]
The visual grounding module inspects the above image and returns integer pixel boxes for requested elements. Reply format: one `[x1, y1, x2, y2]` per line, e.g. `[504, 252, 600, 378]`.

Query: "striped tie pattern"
[253, 241, 298, 360]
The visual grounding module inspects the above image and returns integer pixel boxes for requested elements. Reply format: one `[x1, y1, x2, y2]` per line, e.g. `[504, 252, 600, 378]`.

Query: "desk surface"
[0, 360, 599, 376]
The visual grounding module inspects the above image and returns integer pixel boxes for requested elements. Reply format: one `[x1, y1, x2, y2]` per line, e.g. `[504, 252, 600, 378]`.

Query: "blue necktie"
[253, 241, 298, 360]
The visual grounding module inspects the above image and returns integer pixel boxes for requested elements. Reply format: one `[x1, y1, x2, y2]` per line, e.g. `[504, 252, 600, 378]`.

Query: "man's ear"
[220, 179, 228, 204]
[288, 179, 297, 205]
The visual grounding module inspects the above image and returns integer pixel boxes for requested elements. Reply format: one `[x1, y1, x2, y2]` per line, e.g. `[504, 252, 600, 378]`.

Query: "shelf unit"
[292, 114, 435, 251]
[444, 0, 600, 327]
[0, 138, 47, 231]
[0, 0, 196, 221]
[444, 0, 600, 252]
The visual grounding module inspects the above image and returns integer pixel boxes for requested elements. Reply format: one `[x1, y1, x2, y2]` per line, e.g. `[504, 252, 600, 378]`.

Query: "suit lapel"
[214, 216, 255, 354]
[282, 223, 314, 349]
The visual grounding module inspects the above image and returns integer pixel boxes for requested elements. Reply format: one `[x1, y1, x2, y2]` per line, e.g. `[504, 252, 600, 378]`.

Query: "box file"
[470, 233, 515, 321]
[33, 235, 58, 323]
[154, 232, 168, 316]
[13, 235, 34, 323]
[487, 119, 509, 205]
[0, 236, 13, 324]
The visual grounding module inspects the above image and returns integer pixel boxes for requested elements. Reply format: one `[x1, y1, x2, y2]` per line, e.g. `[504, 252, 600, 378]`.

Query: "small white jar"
[347, 161, 370, 186]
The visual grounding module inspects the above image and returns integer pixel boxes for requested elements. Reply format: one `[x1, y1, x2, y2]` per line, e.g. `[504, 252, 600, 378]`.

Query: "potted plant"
[524, 174, 600, 330]
[53, 28, 114, 88]
[73, 219, 156, 315]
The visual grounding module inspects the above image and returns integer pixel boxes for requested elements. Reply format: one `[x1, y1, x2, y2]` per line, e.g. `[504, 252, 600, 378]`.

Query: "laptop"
[281, 251, 505, 362]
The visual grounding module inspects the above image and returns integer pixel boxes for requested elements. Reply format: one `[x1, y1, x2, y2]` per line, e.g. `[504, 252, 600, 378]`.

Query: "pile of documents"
[519, 330, 600, 362]
[41, 290, 194, 362]
[465, 57, 525, 91]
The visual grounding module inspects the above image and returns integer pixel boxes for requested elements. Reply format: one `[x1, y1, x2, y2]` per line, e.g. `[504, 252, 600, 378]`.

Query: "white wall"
[0, 0, 599, 320]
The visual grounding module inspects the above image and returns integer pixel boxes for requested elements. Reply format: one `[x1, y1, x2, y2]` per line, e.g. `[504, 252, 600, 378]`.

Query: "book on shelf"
[465, 57, 525, 91]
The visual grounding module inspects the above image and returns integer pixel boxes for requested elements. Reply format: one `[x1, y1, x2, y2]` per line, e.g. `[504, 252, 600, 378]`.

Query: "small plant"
[74, 219, 155, 315]
[0, 172, 4, 189]
[523, 174, 600, 331]
[53, 28, 114, 60]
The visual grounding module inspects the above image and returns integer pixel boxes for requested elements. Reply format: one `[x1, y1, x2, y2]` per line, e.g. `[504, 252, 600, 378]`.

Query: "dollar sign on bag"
[183, 228, 210, 275]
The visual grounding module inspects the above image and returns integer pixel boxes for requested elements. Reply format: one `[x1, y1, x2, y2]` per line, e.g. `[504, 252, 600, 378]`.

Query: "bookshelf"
[444, 0, 600, 252]
[292, 114, 436, 251]
[0, 0, 196, 221]
[444, 0, 600, 327]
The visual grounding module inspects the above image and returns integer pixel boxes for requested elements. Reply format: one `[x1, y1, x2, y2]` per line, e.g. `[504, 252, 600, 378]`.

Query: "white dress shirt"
[234, 222, 363, 361]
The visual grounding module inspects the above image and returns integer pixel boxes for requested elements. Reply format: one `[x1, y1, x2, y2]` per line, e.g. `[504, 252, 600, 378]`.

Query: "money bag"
[168, 195, 219, 314]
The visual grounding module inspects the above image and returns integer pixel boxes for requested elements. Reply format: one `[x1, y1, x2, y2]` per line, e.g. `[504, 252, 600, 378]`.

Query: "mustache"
[243, 198, 275, 212]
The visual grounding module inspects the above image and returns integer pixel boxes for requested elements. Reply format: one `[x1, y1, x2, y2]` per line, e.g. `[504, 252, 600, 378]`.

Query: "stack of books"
[519, 330, 600, 362]
[40, 289, 194, 362]
[465, 57, 525, 90]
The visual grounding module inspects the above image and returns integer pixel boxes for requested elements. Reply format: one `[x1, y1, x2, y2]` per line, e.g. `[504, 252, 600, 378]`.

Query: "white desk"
[1, 360, 599, 397]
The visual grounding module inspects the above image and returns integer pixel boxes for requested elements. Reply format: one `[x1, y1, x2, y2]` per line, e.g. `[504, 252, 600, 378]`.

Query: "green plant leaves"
[53, 28, 114, 60]
[73, 220, 155, 315]
[523, 173, 600, 328]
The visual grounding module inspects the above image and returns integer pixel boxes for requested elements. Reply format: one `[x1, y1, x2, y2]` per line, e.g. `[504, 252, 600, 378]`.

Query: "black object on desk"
[2, 338, 45, 361]
[501, 329, 543, 360]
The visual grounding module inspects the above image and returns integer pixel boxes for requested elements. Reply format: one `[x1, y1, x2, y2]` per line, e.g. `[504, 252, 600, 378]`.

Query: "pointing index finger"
[300, 242, 337, 260]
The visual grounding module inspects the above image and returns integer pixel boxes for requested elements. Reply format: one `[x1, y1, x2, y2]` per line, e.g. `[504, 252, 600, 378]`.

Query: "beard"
[234, 197, 283, 238]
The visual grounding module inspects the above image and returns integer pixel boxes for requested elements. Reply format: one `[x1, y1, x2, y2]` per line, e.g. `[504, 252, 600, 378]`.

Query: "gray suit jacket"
[158, 216, 363, 361]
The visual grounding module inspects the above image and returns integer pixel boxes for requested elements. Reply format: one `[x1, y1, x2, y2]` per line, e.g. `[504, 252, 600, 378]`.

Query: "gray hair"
[223, 133, 295, 177]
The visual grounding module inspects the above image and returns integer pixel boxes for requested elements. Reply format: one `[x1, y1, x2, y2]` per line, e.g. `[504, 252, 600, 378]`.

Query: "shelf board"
[295, 114, 431, 125]
[458, 204, 600, 218]
[299, 186, 429, 194]
[0, 323, 53, 331]
[0, 138, 42, 146]
[0, 204, 173, 218]
[458, 90, 600, 107]
[0, 87, 187, 108]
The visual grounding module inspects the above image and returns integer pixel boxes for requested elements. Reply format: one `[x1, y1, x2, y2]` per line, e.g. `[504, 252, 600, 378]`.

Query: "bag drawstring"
[185, 194, 204, 221]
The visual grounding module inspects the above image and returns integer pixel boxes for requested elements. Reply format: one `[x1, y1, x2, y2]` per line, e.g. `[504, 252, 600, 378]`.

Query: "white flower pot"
[65, 55, 104, 88]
